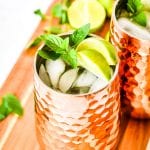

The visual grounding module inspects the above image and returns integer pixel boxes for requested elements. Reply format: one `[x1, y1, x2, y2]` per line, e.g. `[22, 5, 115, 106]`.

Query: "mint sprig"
[38, 23, 90, 68]
[70, 24, 90, 46]
[52, 3, 68, 24]
[127, 0, 143, 13]
[34, 9, 46, 20]
[28, 37, 42, 48]
[0, 94, 23, 121]
[126, 0, 147, 27]
[132, 11, 147, 26]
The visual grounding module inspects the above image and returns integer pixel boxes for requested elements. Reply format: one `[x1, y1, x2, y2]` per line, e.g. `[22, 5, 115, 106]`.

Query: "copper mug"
[34, 33, 120, 149]
[110, 0, 150, 118]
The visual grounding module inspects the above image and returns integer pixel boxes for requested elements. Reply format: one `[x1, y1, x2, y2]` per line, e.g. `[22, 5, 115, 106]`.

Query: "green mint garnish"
[132, 11, 147, 26]
[40, 34, 67, 54]
[0, 94, 23, 121]
[38, 23, 90, 68]
[127, 0, 143, 13]
[52, 3, 68, 24]
[70, 24, 90, 46]
[126, 0, 147, 27]
[38, 46, 60, 60]
[34, 9, 46, 20]
[62, 48, 77, 68]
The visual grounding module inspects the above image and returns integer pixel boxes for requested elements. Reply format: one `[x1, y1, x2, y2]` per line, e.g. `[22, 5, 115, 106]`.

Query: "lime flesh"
[67, 0, 106, 31]
[77, 37, 117, 65]
[77, 49, 111, 81]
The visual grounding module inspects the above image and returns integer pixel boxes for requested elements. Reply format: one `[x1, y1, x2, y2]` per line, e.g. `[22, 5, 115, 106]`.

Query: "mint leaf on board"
[132, 11, 147, 26]
[127, 0, 143, 13]
[62, 48, 77, 68]
[44, 26, 62, 34]
[28, 37, 42, 48]
[60, 10, 68, 24]
[70, 24, 90, 46]
[34, 9, 46, 20]
[51, 3, 68, 24]
[52, 3, 63, 18]
[0, 94, 23, 121]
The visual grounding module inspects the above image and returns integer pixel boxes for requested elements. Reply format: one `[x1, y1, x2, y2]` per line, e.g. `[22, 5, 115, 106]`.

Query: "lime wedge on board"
[67, 0, 106, 31]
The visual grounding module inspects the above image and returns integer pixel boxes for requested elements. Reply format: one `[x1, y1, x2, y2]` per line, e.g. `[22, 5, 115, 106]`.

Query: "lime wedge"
[67, 0, 106, 31]
[77, 49, 111, 81]
[77, 37, 117, 65]
[98, 0, 114, 17]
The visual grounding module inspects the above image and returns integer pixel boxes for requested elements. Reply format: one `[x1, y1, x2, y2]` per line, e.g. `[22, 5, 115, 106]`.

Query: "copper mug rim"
[33, 32, 120, 97]
[112, 0, 150, 42]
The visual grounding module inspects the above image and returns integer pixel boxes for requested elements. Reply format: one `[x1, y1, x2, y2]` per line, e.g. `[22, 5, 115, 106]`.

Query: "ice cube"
[59, 68, 79, 93]
[73, 70, 97, 87]
[89, 77, 108, 93]
[118, 17, 150, 40]
[46, 58, 65, 88]
[39, 64, 51, 86]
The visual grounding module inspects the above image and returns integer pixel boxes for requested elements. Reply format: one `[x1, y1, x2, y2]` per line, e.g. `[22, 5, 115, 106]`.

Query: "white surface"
[0, 0, 52, 88]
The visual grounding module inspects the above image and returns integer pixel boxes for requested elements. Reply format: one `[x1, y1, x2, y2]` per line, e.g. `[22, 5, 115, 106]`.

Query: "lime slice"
[67, 0, 106, 31]
[77, 49, 111, 81]
[77, 37, 117, 65]
[98, 0, 113, 17]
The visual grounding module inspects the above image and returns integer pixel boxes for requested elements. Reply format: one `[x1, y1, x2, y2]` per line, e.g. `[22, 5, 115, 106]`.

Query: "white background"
[0, 0, 52, 87]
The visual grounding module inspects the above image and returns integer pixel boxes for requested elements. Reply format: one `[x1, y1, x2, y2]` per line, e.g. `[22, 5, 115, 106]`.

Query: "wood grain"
[0, 0, 150, 150]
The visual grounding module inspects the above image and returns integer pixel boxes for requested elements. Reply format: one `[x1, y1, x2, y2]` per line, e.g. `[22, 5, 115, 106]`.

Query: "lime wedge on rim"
[77, 37, 117, 65]
[77, 49, 111, 81]
[67, 0, 106, 31]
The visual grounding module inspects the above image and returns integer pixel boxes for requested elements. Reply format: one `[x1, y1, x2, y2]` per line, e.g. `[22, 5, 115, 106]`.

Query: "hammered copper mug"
[110, 0, 150, 118]
[34, 33, 120, 149]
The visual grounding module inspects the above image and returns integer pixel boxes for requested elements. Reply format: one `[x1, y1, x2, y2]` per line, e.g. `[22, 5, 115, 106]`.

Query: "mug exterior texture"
[111, 0, 150, 118]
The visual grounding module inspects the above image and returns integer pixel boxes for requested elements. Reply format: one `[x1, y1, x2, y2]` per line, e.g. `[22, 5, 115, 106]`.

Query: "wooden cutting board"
[0, 0, 150, 150]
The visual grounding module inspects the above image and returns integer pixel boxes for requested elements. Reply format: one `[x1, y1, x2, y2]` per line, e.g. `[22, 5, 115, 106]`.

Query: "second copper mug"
[111, 0, 150, 118]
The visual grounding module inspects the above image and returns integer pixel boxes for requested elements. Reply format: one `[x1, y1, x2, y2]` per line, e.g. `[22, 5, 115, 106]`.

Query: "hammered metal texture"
[110, 2, 150, 118]
[34, 69, 120, 150]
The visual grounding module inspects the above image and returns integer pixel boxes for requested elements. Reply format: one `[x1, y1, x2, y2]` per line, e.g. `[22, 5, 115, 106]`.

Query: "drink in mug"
[34, 24, 120, 149]
[111, 0, 150, 118]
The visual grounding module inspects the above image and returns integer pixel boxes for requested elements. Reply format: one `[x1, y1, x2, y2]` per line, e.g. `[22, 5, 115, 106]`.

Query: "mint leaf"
[39, 34, 77, 68]
[0, 113, 5, 120]
[62, 48, 77, 68]
[52, 3, 68, 24]
[127, 0, 143, 13]
[38, 49, 60, 60]
[28, 37, 42, 48]
[3, 94, 23, 116]
[40, 34, 65, 54]
[0, 94, 23, 121]
[44, 26, 62, 34]
[62, 37, 69, 50]
[34, 9, 46, 20]
[70, 24, 90, 46]
[52, 3, 63, 18]
[132, 11, 147, 26]
[60, 10, 68, 24]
